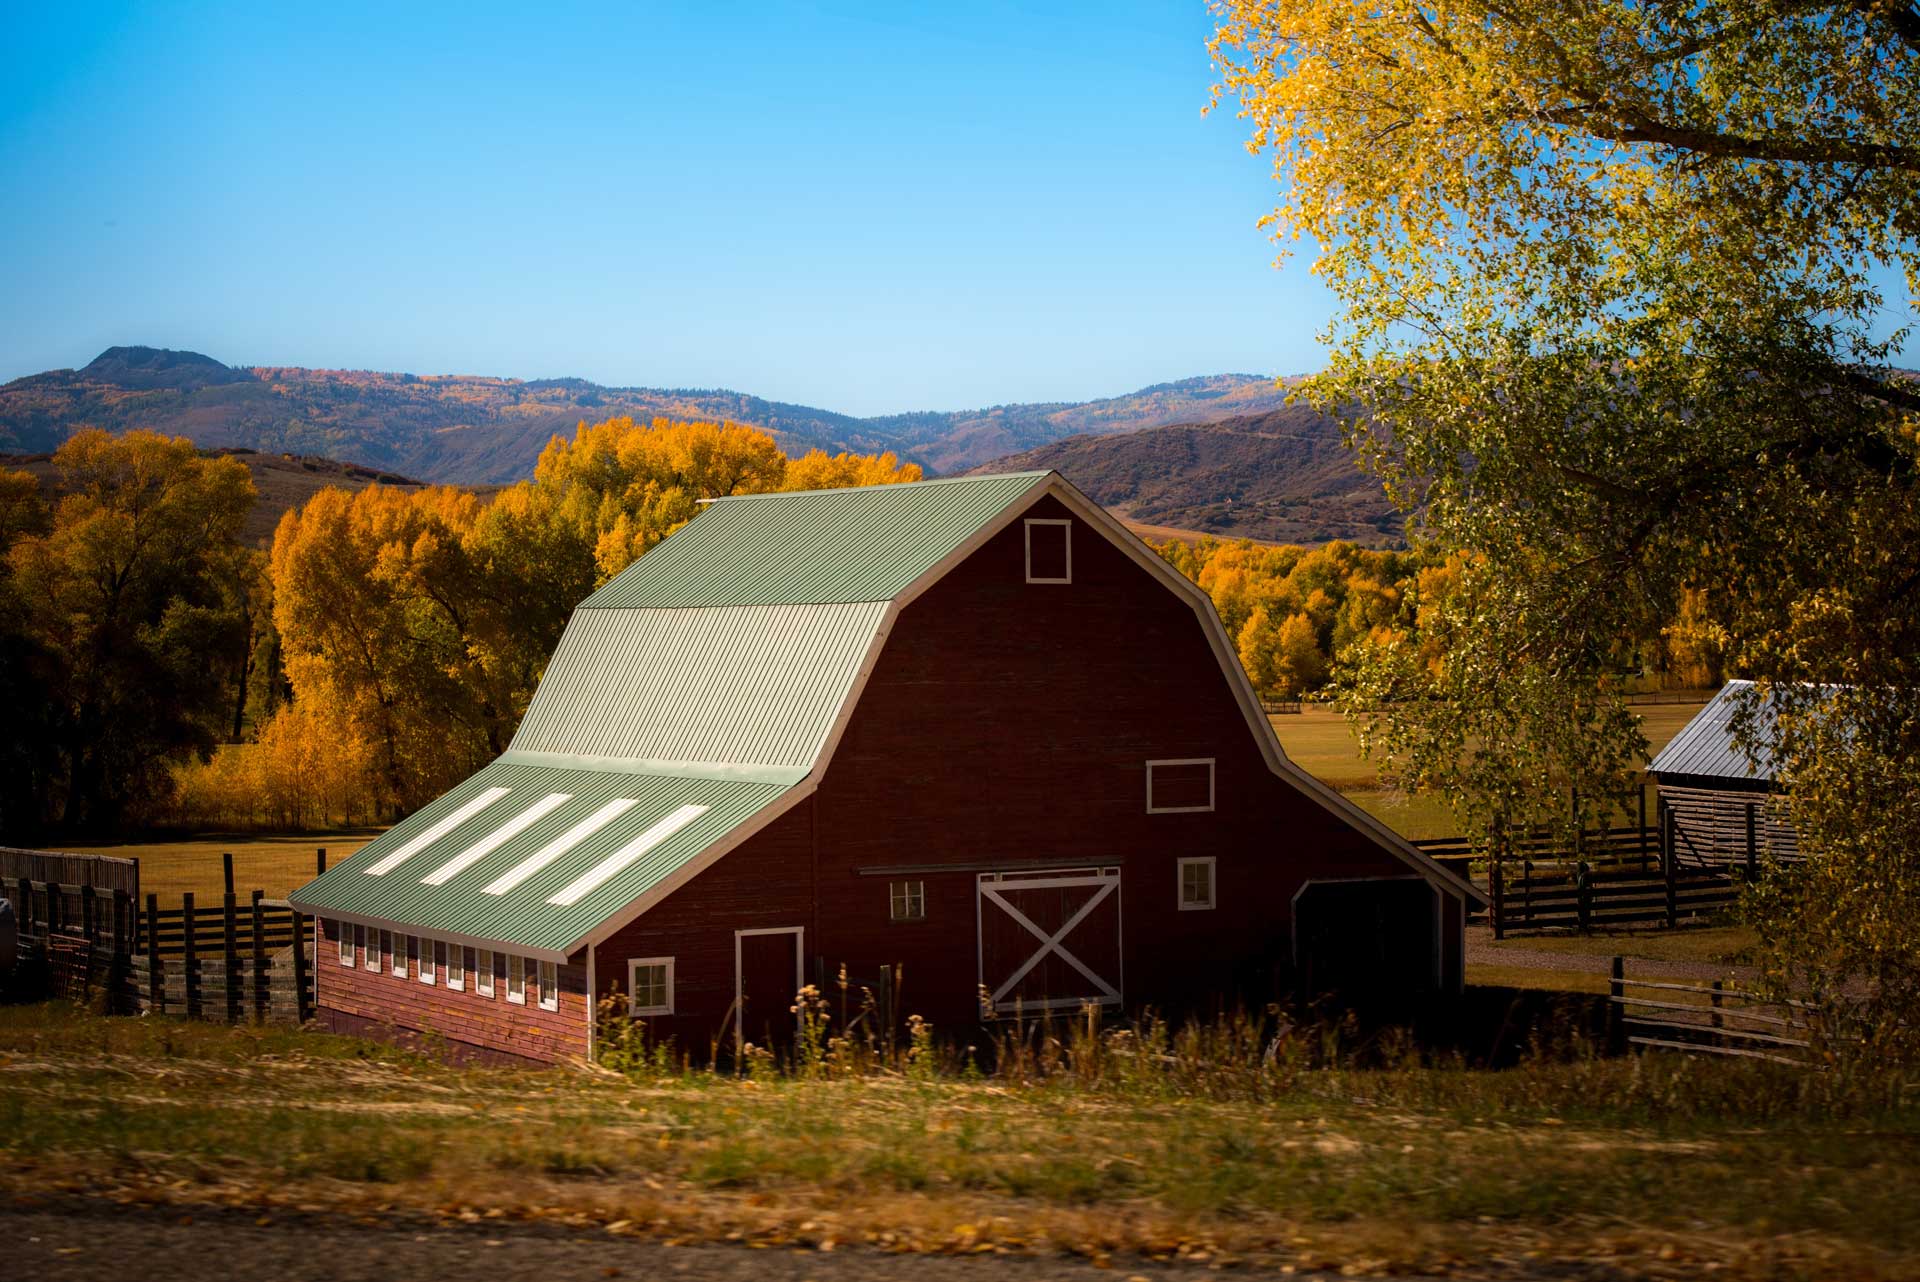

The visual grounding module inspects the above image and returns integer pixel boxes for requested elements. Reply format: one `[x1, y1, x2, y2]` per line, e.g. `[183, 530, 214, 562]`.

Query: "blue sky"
[0, 2, 1329, 416]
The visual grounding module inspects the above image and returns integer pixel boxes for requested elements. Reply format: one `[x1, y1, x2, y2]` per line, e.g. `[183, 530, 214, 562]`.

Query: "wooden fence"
[1608, 957, 1814, 1067]
[6, 872, 315, 1023]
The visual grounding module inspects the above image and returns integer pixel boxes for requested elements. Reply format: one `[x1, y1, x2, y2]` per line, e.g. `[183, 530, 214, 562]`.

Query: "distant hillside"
[0, 347, 1298, 483]
[0, 446, 490, 547]
[970, 407, 1404, 547]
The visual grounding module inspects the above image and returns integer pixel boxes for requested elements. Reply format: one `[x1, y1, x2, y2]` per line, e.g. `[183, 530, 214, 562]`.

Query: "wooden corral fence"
[1607, 957, 1815, 1067]
[6, 870, 316, 1024]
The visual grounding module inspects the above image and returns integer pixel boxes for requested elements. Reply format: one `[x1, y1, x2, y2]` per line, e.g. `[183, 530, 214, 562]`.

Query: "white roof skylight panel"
[482, 796, 639, 895]
[546, 803, 710, 906]
[419, 792, 573, 886]
[364, 786, 512, 876]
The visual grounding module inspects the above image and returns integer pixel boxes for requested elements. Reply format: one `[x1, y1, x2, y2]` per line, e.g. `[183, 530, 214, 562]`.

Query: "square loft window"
[1178, 856, 1217, 911]
[1147, 759, 1215, 813]
[889, 879, 926, 922]
[1025, 518, 1071, 584]
[629, 958, 674, 1016]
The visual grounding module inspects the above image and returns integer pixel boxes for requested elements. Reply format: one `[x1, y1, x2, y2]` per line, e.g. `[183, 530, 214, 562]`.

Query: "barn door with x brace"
[976, 867, 1123, 1015]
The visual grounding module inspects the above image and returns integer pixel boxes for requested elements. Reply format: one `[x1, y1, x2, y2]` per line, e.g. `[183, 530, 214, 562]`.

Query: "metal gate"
[976, 867, 1122, 1015]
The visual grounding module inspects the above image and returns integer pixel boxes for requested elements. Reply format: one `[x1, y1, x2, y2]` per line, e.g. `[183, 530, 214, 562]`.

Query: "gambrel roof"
[291, 470, 1480, 959]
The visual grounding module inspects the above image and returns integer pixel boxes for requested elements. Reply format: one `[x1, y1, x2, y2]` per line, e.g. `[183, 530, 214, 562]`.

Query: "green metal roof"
[290, 759, 790, 956]
[581, 471, 1050, 609]
[507, 601, 888, 784]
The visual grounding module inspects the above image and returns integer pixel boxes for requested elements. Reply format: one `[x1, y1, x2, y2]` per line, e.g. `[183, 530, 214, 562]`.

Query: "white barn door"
[976, 867, 1123, 1015]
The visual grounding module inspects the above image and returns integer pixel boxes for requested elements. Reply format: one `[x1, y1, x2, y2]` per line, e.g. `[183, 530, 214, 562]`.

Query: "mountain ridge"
[968, 407, 1403, 547]
[0, 347, 1299, 482]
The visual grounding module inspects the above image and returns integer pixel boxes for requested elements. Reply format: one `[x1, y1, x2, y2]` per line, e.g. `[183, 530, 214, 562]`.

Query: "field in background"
[1269, 697, 1713, 840]
[52, 831, 381, 899]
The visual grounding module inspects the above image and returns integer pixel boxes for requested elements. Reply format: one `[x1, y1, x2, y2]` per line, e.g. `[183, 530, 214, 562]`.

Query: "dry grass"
[1, 1004, 1916, 1279]
[1479, 924, 1759, 968]
[52, 832, 382, 899]
[1269, 699, 1713, 841]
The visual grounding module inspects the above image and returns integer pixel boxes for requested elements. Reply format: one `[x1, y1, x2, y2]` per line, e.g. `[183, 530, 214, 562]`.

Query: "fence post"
[1745, 805, 1758, 881]
[146, 893, 162, 1015]
[1489, 854, 1506, 940]
[1661, 798, 1677, 928]
[1521, 858, 1533, 923]
[291, 910, 310, 1024]
[1576, 861, 1592, 934]
[80, 883, 95, 943]
[14, 877, 29, 937]
[251, 890, 267, 1022]
[317, 848, 327, 876]
[1607, 955, 1626, 1055]
[183, 892, 198, 1019]
[1710, 979, 1723, 1032]
[223, 852, 235, 898]
[223, 892, 239, 1022]
[1638, 788, 1649, 870]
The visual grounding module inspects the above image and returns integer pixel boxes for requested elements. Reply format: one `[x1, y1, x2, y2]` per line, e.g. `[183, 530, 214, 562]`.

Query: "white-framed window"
[1024, 518, 1071, 584]
[477, 949, 495, 997]
[338, 920, 354, 967]
[628, 957, 674, 1016]
[447, 945, 466, 991]
[889, 879, 926, 922]
[1147, 758, 1215, 814]
[507, 953, 526, 1005]
[1178, 856, 1217, 911]
[419, 936, 436, 984]
[390, 930, 406, 978]
[538, 960, 559, 1011]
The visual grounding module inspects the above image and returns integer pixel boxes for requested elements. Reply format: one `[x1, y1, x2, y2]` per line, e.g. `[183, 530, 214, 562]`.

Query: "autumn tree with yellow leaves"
[1212, 0, 1920, 1053]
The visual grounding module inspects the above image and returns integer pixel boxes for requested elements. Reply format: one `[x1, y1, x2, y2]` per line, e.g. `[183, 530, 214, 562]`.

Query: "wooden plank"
[1624, 1014, 1809, 1049]
[1613, 995, 1803, 1028]
[1629, 1036, 1806, 1067]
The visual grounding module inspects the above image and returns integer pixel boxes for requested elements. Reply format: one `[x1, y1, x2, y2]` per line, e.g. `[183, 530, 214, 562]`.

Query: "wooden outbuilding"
[1649, 680, 1800, 873]
[291, 472, 1483, 1063]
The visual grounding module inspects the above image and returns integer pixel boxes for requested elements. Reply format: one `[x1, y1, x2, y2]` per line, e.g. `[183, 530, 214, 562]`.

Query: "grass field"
[1, 1003, 1914, 1279]
[52, 831, 382, 899]
[1269, 698, 1713, 840]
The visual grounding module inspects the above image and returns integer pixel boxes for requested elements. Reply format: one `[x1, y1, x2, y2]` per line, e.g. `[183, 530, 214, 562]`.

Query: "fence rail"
[1608, 957, 1814, 1067]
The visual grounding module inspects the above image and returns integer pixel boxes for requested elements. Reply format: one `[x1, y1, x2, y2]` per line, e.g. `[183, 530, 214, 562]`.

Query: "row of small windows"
[336, 925, 558, 1012]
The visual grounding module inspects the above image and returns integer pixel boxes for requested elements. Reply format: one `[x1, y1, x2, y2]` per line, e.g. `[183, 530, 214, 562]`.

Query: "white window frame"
[338, 920, 354, 967]
[1178, 856, 1217, 911]
[538, 960, 559, 1011]
[627, 957, 675, 1016]
[1146, 757, 1216, 814]
[389, 930, 406, 978]
[447, 944, 466, 991]
[1024, 518, 1072, 584]
[507, 953, 526, 1005]
[419, 936, 436, 985]
[477, 949, 495, 997]
[888, 879, 926, 922]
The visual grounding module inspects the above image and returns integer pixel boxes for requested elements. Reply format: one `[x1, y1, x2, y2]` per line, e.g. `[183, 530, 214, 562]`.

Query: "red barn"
[291, 472, 1481, 1063]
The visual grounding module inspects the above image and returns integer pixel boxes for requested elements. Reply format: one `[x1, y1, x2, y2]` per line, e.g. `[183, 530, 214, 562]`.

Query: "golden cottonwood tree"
[1213, 1, 1920, 1050]
[264, 415, 919, 820]
[1, 430, 254, 833]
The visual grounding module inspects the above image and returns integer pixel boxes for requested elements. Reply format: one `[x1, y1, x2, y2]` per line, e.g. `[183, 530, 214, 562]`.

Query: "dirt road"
[3, 1198, 1389, 1282]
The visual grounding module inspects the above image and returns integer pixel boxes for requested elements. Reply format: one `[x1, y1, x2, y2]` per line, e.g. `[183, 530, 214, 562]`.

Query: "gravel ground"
[2, 1199, 1388, 1282]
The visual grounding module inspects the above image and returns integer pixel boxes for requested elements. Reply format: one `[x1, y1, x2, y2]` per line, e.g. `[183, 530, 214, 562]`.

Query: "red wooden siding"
[315, 919, 589, 1064]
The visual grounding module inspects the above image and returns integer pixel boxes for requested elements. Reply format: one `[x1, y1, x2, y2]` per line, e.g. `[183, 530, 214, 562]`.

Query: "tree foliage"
[0, 430, 255, 834]
[1213, 0, 1920, 1049]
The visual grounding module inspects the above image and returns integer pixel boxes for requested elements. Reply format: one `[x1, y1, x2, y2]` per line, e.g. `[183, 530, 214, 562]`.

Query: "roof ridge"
[700, 470, 1051, 502]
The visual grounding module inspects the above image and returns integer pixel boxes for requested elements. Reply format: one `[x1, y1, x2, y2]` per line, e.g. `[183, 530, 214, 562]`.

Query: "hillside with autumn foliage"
[0, 346, 1297, 482]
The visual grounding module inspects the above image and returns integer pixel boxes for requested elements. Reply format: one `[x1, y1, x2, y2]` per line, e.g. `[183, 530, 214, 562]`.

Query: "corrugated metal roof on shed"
[581, 471, 1049, 609]
[508, 601, 887, 780]
[292, 760, 789, 955]
[1647, 681, 1779, 783]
